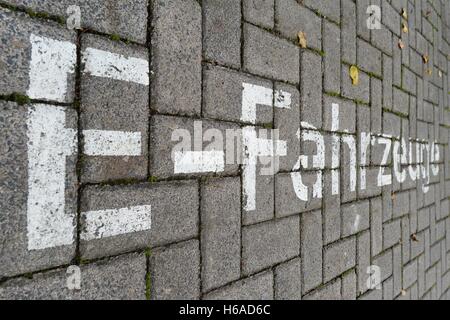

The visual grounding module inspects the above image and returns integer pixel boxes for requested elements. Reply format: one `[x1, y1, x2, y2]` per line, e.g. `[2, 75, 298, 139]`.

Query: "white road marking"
[83, 130, 142, 156]
[82, 48, 149, 86]
[174, 151, 225, 174]
[81, 205, 152, 241]
[27, 104, 77, 250]
[27, 35, 76, 102]
[241, 83, 273, 124]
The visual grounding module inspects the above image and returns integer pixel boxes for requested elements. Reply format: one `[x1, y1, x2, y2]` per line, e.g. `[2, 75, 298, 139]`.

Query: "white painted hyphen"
[83, 130, 142, 156]
[173, 151, 225, 174]
[81, 205, 152, 241]
[82, 48, 149, 86]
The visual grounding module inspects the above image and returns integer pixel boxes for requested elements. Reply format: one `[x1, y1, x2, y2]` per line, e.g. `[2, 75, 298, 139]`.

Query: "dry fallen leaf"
[350, 65, 359, 86]
[398, 40, 405, 49]
[402, 8, 408, 20]
[439, 70, 443, 78]
[411, 234, 419, 242]
[401, 290, 407, 296]
[297, 31, 307, 48]
[425, 10, 431, 18]
[427, 68, 433, 76]
[423, 54, 429, 64]
[402, 21, 409, 33]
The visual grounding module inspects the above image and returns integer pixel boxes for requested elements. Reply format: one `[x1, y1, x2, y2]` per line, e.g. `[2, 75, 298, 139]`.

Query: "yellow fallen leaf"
[401, 289, 407, 296]
[297, 31, 307, 48]
[402, 8, 408, 20]
[402, 21, 408, 33]
[350, 65, 359, 86]
[398, 40, 405, 49]
[423, 54, 429, 64]
[427, 68, 433, 76]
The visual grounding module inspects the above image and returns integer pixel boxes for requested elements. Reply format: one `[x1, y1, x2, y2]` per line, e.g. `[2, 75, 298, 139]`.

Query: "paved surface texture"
[1, 0, 450, 300]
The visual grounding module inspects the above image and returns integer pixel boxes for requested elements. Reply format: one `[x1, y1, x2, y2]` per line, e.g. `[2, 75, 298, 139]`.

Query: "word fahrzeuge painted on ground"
[170, 83, 441, 214]
[26, 34, 150, 251]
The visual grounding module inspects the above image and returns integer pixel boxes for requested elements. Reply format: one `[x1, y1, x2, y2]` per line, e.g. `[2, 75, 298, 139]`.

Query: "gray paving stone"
[274, 258, 302, 300]
[342, 270, 357, 300]
[301, 51, 323, 129]
[402, 68, 417, 96]
[204, 271, 274, 300]
[201, 177, 241, 292]
[341, 0, 357, 64]
[0, 253, 146, 300]
[5, 0, 148, 43]
[356, 0, 370, 41]
[301, 210, 323, 293]
[357, 39, 382, 76]
[243, 0, 274, 29]
[150, 240, 200, 300]
[275, 0, 322, 50]
[372, 25, 393, 56]
[373, 249, 394, 283]
[324, 237, 356, 282]
[275, 172, 322, 217]
[151, 0, 202, 116]
[0, 8, 76, 103]
[80, 181, 198, 259]
[371, 197, 383, 257]
[323, 171, 341, 245]
[324, 21, 341, 94]
[80, 34, 149, 183]
[392, 190, 410, 218]
[242, 215, 300, 275]
[323, 96, 356, 134]
[383, 219, 402, 250]
[393, 35, 402, 87]
[383, 1, 401, 36]
[203, 0, 241, 68]
[341, 65, 370, 104]
[371, 77, 383, 135]
[0, 102, 77, 278]
[357, 230, 371, 295]
[342, 201, 370, 237]
[244, 23, 300, 84]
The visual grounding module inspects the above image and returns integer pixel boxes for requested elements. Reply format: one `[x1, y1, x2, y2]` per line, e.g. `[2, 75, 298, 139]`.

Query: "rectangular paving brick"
[151, 0, 202, 116]
[203, 0, 241, 68]
[275, 0, 322, 50]
[274, 258, 302, 300]
[242, 216, 300, 275]
[301, 210, 323, 293]
[201, 177, 241, 292]
[0, 253, 146, 300]
[3, 0, 148, 43]
[80, 181, 198, 260]
[204, 271, 274, 300]
[80, 34, 149, 183]
[323, 237, 356, 282]
[244, 23, 300, 84]
[150, 240, 200, 300]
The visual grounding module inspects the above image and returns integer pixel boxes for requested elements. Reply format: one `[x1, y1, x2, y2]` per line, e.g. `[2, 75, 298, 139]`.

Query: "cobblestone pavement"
[1, 0, 450, 300]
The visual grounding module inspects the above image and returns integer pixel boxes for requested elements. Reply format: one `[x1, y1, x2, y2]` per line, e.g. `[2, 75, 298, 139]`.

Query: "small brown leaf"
[398, 40, 405, 49]
[425, 10, 431, 18]
[297, 31, 307, 48]
[402, 22, 409, 33]
[423, 54, 429, 64]
[427, 68, 433, 76]
[350, 66, 359, 86]
[401, 8, 408, 20]
[411, 234, 419, 242]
